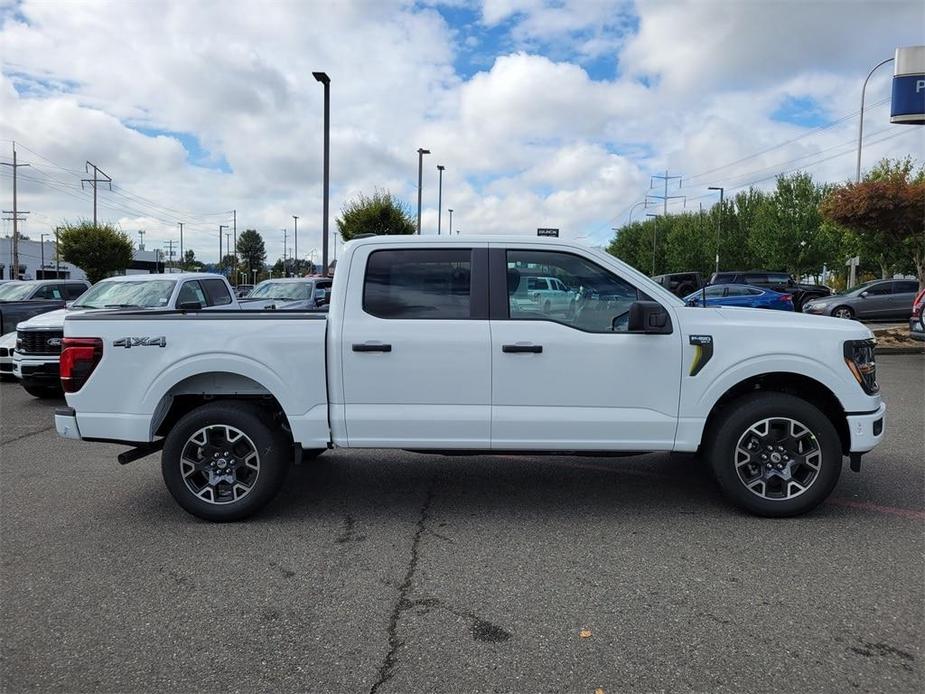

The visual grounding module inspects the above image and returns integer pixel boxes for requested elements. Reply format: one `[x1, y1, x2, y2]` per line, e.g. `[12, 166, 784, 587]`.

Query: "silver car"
[803, 279, 919, 320]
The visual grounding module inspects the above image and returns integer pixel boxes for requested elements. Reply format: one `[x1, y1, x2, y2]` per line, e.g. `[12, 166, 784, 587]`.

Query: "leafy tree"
[180, 249, 204, 272]
[821, 157, 924, 286]
[57, 221, 134, 283]
[236, 229, 266, 278]
[336, 190, 415, 241]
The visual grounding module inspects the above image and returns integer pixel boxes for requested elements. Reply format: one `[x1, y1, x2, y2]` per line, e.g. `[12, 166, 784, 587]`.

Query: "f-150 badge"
[113, 336, 167, 348]
[688, 335, 713, 376]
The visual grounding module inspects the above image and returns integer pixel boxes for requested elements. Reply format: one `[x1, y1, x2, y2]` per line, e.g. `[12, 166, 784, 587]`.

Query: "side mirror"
[859, 291, 869, 298]
[626, 300, 672, 334]
[178, 301, 202, 311]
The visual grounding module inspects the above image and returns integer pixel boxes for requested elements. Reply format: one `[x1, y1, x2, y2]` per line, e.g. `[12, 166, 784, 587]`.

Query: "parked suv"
[910, 287, 925, 341]
[0, 279, 90, 334]
[652, 272, 703, 297]
[803, 279, 919, 320]
[708, 271, 830, 311]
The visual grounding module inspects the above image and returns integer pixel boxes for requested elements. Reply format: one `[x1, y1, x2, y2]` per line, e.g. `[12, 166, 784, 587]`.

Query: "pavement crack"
[0, 426, 56, 446]
[369, 483, 434, 694]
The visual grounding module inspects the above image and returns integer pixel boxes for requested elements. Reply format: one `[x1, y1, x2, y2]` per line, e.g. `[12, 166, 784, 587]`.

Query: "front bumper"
[12, 354, 60, 383]
[55, 407, 82, 440]
[909, 317, 924, 341]
[846, 402, 886, 453]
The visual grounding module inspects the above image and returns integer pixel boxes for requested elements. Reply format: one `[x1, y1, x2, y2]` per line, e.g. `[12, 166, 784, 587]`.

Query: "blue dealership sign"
[891, 46, 925, 124]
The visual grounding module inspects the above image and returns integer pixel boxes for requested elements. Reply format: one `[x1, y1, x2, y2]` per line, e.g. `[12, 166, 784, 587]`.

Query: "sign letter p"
[917, 79, 925, 93]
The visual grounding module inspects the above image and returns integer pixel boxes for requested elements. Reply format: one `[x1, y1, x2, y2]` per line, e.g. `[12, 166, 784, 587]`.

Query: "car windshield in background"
[0, 283, 35, 301]
[71, 280, 177, 309]
[247, 282, 311, 301]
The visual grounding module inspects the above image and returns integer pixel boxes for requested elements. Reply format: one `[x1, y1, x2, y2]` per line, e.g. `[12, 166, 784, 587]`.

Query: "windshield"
[246, 281, 312, 301]
[0, 283, 35, 301]
[71, 279, 177, 309]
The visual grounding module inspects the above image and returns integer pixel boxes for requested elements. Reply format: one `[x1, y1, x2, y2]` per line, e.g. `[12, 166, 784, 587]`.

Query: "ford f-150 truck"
[55, 236, 885, 521]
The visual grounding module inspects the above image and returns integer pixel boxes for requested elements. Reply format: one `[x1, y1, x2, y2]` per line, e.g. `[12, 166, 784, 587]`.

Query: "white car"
[56, 236, 884, 521]
[514, 275, 577, 315]
[0, 330, 16, 380]
[13, 273, 238, 398]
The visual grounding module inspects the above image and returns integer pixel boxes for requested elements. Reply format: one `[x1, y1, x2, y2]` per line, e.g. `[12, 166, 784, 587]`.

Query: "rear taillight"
[912, 289, 925, 318]
[60, 337, 103, 393]
[778, 294, 792, 302]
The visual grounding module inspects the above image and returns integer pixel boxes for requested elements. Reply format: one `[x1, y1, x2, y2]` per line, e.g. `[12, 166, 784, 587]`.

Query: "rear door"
[489, 245, 682, 451]
[339, 244, 491, 447]
[856, 281, 893, 318]
[891, 281, 919, 318]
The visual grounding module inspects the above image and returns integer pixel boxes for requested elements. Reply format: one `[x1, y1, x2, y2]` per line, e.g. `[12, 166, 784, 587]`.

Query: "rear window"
[711, 273, 736, 284]
[894, 281, 919, 294]
[744, 273, 769, 285]
[363, 249, 471, 319]
[201, 278, 233, 306]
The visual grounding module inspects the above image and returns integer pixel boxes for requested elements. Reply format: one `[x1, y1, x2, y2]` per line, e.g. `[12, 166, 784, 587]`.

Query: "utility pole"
[416, 147, 430, 234]
[0, 142, 30, 279]
[436, 165, 445, 235]
[163, 240, 176, 270]
[448, 208, 453, 236]
[137, 229, 145, 251]
[177, 222, 184, 264]
[281, 228, 288, 276]
[708, 186, 724, 274]
[646, 213, 659, 276]
[647, 170, 684, 215]
[40, 232, 49, 277]
[81, 161, 112, 226]
[219, 224, 229, 267]
[232, 209, 237, 286]
[292, 215, 299, 275]
[55, 226, 61, 275]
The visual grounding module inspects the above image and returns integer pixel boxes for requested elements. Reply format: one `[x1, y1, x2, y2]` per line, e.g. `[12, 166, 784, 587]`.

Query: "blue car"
[684, 284, 794, 311]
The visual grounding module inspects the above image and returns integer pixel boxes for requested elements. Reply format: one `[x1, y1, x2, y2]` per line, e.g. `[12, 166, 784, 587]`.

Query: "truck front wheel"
[161, 402, 291, 522]
[705, 393, 842, 517]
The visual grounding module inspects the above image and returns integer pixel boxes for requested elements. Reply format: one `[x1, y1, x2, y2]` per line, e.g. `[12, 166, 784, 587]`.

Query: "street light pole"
[416, 147, 430, 234]
[436, 165, 445, 235]
[312, 71, 331, 274]
[627, 200, 647, 225]
[447, 209, 453, 236]
[292, 215, 299, 275]
[219, 224, 229, 268]
[856, 57, 895, 182]
[646, 213, 659, 276]
[40, 232, 48, 277]
[707, 186, 724, 274]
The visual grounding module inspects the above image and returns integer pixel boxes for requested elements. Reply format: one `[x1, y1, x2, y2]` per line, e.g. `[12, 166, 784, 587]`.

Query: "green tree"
[336, 190, 415, 241]
[57, 221, 134, 283]
[821, 157, 925, 285]
[180, 249, 203, 272]
[236, 229, 266, 278]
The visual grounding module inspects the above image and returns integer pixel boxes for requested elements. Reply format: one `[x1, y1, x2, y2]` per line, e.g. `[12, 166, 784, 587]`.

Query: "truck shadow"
[267, 449, 729, 523]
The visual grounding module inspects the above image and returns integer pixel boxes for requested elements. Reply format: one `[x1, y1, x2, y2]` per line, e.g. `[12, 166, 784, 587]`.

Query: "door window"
[177, 281, 208, 306]
[33, 284, 63, 299]
[726, 286, 753, 296]
[201, 279, 233, 306]
[703, 285, 725, 297]
[894, 281, 919, 295]
[506, 250, 640, 333]
[363, 249, 471, 319]
[865, 282, 892, 296]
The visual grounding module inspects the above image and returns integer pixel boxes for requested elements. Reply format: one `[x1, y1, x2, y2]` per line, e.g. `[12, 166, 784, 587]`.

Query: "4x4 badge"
[113, 337, 167, 349]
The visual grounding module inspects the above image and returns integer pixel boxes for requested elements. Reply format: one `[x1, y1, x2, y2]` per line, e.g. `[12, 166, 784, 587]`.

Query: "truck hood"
[683, 305, 872, 339]
[0, 330, 16, 348]
[16, 306, 103, 330]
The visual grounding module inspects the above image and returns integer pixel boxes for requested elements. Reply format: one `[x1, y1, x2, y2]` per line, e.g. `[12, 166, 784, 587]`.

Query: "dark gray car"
[802, 279, 919, 320]
[0, 280, 91, 334]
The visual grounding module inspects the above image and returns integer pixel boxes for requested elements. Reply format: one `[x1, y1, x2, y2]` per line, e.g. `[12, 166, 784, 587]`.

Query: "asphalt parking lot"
[1, 355, 923, 693]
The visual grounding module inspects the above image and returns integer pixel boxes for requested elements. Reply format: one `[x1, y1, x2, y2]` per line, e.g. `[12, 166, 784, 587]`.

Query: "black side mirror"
[178, 301, 202, 311]
[627, 300, 672, 334]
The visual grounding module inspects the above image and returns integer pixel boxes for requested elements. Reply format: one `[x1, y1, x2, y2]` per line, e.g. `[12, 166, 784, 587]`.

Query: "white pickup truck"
[55, 236, 885, 521]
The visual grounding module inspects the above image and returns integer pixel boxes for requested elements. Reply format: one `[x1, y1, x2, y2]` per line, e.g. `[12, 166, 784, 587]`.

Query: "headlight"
[809, 302, 827, 309]
[844, 339, 878, 394]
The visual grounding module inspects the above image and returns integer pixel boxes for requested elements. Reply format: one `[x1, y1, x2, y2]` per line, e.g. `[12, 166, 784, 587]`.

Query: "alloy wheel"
[734, 417, 822, 501]
[179, 425, 260, 504]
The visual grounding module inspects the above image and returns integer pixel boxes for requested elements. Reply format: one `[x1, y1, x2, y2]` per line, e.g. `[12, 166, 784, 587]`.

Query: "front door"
[490, 247, 682, 451]
[340, 245, 492, 448]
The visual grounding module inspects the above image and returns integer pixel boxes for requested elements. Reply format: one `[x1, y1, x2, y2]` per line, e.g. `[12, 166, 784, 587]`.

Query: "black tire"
[161, 402, 292, 522]
[22, 382, 62, 399]
[832, 305, 854, 319]
[705, 392, 842, 517]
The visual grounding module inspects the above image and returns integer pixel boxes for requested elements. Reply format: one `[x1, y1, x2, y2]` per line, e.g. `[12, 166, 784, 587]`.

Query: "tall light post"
[225, 232, 232, 274]
[707, 186, 724, 274]
[448, 208, 453, 236]
[436, 165, 445, 235]
[292, 215, 299, 275]
[856, 57, 894, 182]
[219, 224, 229, 268]
[312, 71, 331, 273]
[627, 200, 647, 225]
[416, 147, 430, 234]
[40, 232, 48, 277]
[646, 213, 659, 276]
[137, 229, 145, 251]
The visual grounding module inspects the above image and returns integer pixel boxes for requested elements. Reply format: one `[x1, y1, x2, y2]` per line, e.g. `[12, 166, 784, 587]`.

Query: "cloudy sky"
[1, 0, 923, 265]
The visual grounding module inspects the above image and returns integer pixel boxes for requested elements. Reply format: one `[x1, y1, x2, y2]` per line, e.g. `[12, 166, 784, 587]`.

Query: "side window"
[34, 285, 63, 300]
[894, 281, 919, 295]
[865, 282, 892, 296]
[704, 285, 725, 298]
[177, 281, 208, 306]
[201, 279, 233, 306]
[744, 273, 768, 285]
[64, 284, 87, 300]
[507, 250, 639, 333]
[726, 286, 752, 297]
[363, 249, 471, 319]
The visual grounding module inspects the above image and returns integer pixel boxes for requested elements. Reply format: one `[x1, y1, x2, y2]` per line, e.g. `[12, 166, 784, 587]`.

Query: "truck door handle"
[502, 344, 543, 353]
[352, 343, 392, 352]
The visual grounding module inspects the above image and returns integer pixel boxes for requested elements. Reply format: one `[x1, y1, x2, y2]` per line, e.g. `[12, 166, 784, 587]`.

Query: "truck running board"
[117, 440, 165, 465]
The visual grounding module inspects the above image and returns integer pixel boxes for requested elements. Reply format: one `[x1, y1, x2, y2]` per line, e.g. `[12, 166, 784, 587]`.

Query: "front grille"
[17, 329, 64, 355]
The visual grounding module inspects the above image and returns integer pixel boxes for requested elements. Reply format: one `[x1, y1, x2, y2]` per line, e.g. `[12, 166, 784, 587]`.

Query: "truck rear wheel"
[161, 402, 291, 522]
[705, 393, 841, 517]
